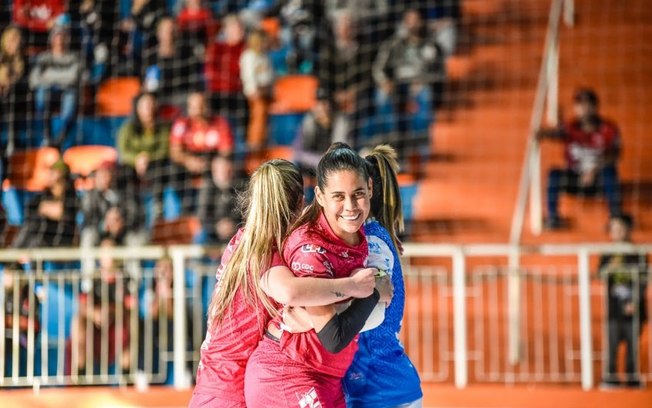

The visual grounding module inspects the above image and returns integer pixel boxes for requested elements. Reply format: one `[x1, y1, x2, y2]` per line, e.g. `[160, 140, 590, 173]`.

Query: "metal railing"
[2, 240, 650, 392]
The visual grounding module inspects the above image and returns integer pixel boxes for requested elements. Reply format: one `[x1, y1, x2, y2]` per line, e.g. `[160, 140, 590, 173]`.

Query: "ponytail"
[365, 145, 404, 249]
[207, 159, 304, 329]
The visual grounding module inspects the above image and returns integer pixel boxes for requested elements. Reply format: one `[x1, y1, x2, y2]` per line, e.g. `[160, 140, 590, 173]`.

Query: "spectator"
[170, 92, 234, 213]
[240, 29, 274, 151]
[598, 214, 648, 388]
[80, 161, 146, 274]
[318, 10, 374, 147]
[196, 154, 243, 244]
[177, 0, 217, 52]
[372, 8, 443, 170]
[118, 0, 167, 76]
[143, 16, 204, 108]
[117, 92, 170, 221]
[538, 89, 622, 229]
[205, 14, 247, 140]
[292, 88, 335, 173]
[67, 237, 134, 376]
[11, 158, 78, 249]
[29, 21, 81, 148]
[77, 0, 119, 82]
[12, 0, 67, 48]
[0, 25, 28, 151]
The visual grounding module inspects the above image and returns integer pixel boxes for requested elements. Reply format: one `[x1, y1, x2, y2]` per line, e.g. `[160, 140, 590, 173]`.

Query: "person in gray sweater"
[29, 23, 80, 147]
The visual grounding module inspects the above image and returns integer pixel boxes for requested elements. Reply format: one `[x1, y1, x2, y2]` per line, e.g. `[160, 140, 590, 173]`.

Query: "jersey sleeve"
[215, 117, 235, 152]
[366, 234, 395, 278]
[269, 249, 285, 269]
[169, 119, 187, 145]
[284, 240, 333, 279]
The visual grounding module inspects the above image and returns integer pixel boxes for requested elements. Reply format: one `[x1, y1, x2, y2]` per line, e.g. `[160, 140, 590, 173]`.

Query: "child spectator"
[196, 154, 243, 244]
[0, 26, 28, 150]
[11, 158, 78, 248]
[538, 89, 622, 229]
[66, 237, 134, 376]
[170, 92, 234, 213]
[598, 214, 648, 388]
[240, 29, 274, 152]
[117, 92, 170, 222]
[28, 21, 81, 148]
[373, 8, 443, 171]
[143, 17, 204, 108]
[205, 15, 246, 140]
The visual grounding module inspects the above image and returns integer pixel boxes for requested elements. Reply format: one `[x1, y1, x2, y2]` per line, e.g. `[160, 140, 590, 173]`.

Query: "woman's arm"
[261, 266, 376, 306]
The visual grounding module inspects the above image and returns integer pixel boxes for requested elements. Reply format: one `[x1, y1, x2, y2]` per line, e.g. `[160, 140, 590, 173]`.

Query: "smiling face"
[315, 169, 371, 245]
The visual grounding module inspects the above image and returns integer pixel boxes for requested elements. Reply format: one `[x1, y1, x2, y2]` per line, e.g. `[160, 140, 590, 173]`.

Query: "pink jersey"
[190, 229, 284, 407]
[273, 211, 369, 377]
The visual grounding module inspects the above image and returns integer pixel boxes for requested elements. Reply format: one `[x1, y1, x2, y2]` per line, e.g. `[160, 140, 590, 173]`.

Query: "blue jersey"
[343, 220, 422, 408]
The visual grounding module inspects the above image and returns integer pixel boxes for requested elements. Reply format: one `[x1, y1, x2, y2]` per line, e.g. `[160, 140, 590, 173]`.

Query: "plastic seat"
[270, 75, 318, 114]
[260, 17, 281, 41]
[96, 77, 141, 117]
[62, 145, 118, 178]
[5, 147, 61, 192]
[151, 216, 201, 245]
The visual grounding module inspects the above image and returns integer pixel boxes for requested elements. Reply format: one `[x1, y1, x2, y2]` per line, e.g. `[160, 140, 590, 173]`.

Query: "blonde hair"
[207, 159, 304, 329]
[365, 145, 404, 249]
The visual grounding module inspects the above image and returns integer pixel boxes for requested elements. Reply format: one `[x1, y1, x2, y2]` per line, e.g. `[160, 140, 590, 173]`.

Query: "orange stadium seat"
[62, 145, 118, 178]
[96, 77, 141, 117]
[260, 17, 280, 41]
[269, 75, 318, 114]
[5, 147, 61, 192]
[150, 216, 201, 245]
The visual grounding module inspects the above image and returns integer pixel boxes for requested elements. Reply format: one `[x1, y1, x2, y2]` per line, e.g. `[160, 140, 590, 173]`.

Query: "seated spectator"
[538, 89, 622, 229]
[372, 8, 443, 172]
[117, 92, 170, 222]
[144, 16, 204, 108]
[28, 21, 81, 148]
[12, 0, 67, 49]
[196, 154, 243, 244]
[598, 214, 648, 388]
[80, 162, 146, 275]
[0, 25, 29, 149]
[66, 237, 134, 376]
[77, 0, 119, 82]
[170, 92, 234, 213]
[240, 29, 274, 151]
[11, 158, 78, 249]
[205, 15, 247, 139]
[292, 88, 335, 173]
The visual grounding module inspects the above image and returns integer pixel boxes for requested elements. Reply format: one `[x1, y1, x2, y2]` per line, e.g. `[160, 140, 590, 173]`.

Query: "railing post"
[170, 247, 190, 390]
[529, 139, 543, 236]
[564, 0, 575, 27]
[545, 26, 559, 126]
[507, 248, 521, 365]
[578, 249, 594, 390]
[452, 249, 468, 388]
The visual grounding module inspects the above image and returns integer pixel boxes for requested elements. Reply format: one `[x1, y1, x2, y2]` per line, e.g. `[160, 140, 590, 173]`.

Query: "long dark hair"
[365, 145, 404, 249]
[290, 142, 370, 232]
[131, 92, 159, 134]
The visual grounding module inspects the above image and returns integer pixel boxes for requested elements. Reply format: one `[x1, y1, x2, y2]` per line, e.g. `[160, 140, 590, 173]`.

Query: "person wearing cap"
[537, 88, 622, 229]
[597, 214, 648, 388]
[11, 158, 78, 249]
[28, 19, 80, 147]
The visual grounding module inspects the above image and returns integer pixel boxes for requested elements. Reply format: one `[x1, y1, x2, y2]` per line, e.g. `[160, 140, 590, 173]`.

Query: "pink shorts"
[244, 336, 345, 408]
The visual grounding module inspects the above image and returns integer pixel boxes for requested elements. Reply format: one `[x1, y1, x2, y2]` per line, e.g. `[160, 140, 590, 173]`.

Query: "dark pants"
[546, 165, 621, 219]
[606, 318, 639, 382]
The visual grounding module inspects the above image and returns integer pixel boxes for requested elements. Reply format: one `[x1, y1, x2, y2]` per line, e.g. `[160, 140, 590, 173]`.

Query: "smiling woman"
[244, 142, 392, 408]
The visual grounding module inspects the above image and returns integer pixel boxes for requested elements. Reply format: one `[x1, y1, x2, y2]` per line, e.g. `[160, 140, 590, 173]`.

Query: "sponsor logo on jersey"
[291, 262, 314, 272]
[301, 244, 326, 254]
[297, 387, 322, 408]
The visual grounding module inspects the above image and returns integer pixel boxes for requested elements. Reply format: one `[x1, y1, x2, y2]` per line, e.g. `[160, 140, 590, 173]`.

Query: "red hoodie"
[205, 40, 244, 93]
[13, 0, 66, 32]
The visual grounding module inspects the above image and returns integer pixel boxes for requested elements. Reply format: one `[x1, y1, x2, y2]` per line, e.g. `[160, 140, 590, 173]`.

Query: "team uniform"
[189, 229, 284, 408]
[344, 220, 422, 408]
[244, 212, 369, 408]
[562, 118, 620, 173]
